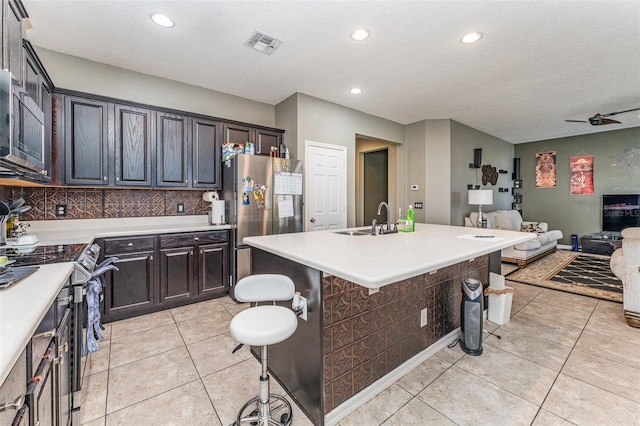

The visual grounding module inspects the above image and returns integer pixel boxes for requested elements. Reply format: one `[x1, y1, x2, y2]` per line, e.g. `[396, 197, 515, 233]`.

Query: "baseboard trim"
[324, 328, 460, 426]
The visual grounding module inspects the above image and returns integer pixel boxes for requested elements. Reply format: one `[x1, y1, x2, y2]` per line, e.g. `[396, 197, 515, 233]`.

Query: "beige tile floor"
[81, 270, 640, 426]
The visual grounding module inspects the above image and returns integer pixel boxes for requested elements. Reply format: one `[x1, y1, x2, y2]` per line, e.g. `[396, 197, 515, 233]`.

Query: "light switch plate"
[420, 308, 428, 327]
[410, 184, 419, 191]
[177, 202, 185, 213]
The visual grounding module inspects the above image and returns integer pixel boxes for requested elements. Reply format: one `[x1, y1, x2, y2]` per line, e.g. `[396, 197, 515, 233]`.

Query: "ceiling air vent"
[244, 30, 283, 55]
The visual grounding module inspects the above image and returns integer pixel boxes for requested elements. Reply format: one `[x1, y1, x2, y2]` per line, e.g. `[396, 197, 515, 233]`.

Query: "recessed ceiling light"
[461, 32, 482, 44]
[151, 13, 174, 28]
[350, 88, 362, 94]
[351, 29, 370, 41]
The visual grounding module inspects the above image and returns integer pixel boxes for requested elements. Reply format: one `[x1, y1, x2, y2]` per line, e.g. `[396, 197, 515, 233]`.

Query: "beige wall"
[285, 93, 406, 227]
[404, 122, 427, 223]
[450, 121, 514, 226]
[274, 94, 298, 159]
[35, 48, 275, 127]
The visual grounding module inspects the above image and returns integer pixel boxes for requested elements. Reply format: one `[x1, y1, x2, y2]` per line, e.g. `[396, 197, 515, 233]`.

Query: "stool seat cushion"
[230, 306, 298, 346]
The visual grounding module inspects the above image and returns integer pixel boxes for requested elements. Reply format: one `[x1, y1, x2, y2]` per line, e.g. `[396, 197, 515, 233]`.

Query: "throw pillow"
[520, 223, 538, 233]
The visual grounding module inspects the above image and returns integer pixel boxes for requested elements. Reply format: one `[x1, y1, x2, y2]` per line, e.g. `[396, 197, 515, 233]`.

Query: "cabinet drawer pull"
[0, 394, 24, 412]
[194, 179, 198, 184]
[33, 329, 55, 339]
[200, 249, 203, 255]
[150, 255, 154, 261]
[127, 242, 134, 247]
[190, 251, 193, 256]
[194, 237, 199, 241]
[116, 177, 120, 182]
[185, 179, 188, 184]
[103, 176, 107, 181]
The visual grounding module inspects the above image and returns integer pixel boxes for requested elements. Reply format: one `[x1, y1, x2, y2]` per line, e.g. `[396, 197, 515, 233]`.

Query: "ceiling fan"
[565, 108, 640, 126]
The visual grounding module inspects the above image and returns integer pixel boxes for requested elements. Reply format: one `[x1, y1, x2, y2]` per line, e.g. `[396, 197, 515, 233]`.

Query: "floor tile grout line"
[103, 377, 204, 420]
[531, 299, 600, 422]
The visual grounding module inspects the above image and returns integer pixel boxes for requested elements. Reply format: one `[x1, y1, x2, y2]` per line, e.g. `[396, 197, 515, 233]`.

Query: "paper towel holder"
[202, 191, 219, 202]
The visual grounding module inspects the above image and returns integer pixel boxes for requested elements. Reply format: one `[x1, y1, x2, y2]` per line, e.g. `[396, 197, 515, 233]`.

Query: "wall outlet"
[294, 295, 308, 321]
[55, 204, 67, 217]
[420, 308, 428, 327]
[177, 202, 185, 214]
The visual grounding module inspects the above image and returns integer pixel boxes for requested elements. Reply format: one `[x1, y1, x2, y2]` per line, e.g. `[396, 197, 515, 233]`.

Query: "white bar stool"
[230, 274, 298, 426]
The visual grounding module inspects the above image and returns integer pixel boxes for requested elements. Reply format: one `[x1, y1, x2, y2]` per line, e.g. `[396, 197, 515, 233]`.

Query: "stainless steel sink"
[333, 228, 371, 236]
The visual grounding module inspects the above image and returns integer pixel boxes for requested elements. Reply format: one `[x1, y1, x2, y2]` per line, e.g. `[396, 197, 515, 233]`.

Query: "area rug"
[506, 250, 622, 303]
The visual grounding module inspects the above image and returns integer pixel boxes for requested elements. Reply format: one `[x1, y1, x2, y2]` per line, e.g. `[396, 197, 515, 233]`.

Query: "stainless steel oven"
[0, 69, 49, 183]
[4, 242, 101, 425]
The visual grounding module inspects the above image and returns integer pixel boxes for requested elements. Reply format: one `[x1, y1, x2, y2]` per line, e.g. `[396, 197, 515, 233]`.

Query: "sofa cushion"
[494, 210, 517, 231]
[537, 229, 563, 245]
[514, 239, 542, 250]
[503, 210, 524, 231]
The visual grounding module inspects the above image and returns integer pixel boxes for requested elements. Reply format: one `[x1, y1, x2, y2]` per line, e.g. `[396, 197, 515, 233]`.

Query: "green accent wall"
[514, 127, 640, 244]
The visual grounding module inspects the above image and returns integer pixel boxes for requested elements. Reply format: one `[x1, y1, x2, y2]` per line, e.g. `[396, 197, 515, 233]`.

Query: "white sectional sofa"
[465, 209, 563, 266]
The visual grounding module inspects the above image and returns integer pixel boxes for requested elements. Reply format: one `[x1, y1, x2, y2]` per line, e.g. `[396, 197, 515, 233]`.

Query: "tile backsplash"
[0, 186, 210, 221]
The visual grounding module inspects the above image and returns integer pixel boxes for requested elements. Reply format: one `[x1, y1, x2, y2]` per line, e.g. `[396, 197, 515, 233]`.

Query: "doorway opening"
[356, 136, 398, 227]
[363, 149, 388, 224]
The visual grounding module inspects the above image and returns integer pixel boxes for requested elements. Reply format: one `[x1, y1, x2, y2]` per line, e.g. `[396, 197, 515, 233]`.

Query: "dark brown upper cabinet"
[255, 128, 282, 156]
[53, 90, 282, 188]
[223, 123, 282, 156]
[156, 111, 190, 187]
[64, 96, 110, 186]
[3, 0, 25, 85]
[114, 104, 153, 186]
[192, 117, 220, 188]
[223, 123, 252, 148]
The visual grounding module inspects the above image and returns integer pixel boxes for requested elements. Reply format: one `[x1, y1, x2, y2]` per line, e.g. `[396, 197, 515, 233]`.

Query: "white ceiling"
[22, 0, 640, 144]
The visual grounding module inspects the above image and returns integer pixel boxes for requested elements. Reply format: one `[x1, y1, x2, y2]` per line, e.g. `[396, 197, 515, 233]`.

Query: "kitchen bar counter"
[0, 263, 74, 384]
[244, 223, 535, 425]
[245, 223, 534, 288]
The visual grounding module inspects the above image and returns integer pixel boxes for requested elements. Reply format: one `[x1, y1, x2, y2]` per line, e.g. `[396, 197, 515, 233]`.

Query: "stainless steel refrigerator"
[221, 154, 303, 296]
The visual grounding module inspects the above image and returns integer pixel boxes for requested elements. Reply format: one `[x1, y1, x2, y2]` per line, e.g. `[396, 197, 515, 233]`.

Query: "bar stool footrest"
[235, 393, 292, 426]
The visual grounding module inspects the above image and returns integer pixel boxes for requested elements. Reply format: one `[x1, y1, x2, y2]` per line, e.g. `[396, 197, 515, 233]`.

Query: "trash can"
[487, 273, 514, 325]
[460, 278, 483, 356]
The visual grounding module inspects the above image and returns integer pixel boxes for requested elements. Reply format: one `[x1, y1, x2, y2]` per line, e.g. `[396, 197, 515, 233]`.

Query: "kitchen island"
[244, 223, 534, 426]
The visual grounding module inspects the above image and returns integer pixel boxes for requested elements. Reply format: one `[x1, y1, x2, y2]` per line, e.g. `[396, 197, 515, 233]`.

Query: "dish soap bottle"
[407, 205, 415, 232]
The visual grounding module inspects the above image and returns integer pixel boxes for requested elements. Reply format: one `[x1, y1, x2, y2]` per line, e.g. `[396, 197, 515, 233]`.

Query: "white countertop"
[0, 262, 74, 385]
[0, 215, 232, 385]
[17, 215, 231, 245]
[244, 223, 535, 288]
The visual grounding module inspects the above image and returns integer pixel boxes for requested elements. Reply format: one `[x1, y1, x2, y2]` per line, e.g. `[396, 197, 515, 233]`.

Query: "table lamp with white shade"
[468, 189, 493, 227]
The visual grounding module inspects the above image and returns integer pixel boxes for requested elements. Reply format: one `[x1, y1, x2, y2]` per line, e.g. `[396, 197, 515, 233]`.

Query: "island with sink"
[243, 223, 535, 426]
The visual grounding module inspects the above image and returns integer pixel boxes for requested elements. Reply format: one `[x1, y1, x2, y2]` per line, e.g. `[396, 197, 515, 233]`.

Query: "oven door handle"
[57, 295, 73, 304]
[0, 394, 24, 413]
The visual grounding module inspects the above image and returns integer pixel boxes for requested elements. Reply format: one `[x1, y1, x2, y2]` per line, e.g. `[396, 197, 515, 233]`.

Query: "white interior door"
[305, 141, 347, 231]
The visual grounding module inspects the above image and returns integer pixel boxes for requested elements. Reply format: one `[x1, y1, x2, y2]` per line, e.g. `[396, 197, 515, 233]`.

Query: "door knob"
[310, 218, 315, 223]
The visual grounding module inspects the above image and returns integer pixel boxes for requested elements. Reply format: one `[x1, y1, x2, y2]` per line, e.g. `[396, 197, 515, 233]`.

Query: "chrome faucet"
[377, 202, 391, 231]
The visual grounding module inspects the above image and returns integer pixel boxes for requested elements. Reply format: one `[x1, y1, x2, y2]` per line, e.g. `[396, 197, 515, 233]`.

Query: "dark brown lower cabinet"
[101, 231, 229, 322]
[159, 232, 228, 304]
[199, 243, 228, 295]
[159, 246, 195, 303]
[102, 235, 156, 322]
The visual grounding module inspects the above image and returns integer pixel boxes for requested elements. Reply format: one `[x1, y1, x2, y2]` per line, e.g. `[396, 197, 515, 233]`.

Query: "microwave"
[0, 69, 49, 182]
